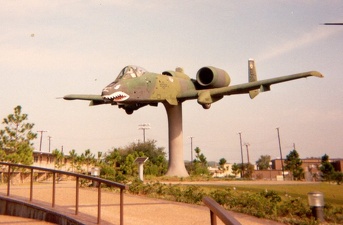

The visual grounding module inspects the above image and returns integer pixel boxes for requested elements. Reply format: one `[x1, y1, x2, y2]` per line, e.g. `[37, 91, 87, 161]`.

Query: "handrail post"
[97, 182, 101, 224]
[120, 188, 124, 225]
[75, 176, 79, 215]
[203, 197, 242, 225]
[0, 162, 127, 225]
[210, 210, 217, 225]
[7, 165, 10, 196]
[52, 172, 56, 207]
[30, 168, 34, 201]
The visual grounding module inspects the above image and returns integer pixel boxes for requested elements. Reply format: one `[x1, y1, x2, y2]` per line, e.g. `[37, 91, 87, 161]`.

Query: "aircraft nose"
[101, 87, 110, 96]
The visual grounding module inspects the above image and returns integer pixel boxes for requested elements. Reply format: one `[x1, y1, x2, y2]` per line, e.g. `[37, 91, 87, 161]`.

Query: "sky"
[1, 1, 343, 164]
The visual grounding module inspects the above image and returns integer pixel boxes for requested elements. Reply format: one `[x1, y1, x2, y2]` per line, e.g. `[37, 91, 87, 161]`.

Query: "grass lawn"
[202, 182, 343, 207]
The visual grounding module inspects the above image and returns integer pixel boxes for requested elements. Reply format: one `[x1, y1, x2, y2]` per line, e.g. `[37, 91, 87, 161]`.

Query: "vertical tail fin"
[248, 59, 260, 99]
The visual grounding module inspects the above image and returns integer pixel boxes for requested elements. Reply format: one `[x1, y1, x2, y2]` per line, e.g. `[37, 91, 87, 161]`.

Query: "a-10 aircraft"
[64, 59, 323, 114]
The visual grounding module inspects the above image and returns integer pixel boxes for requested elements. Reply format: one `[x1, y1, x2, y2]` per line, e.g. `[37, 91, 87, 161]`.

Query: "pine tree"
[284, 150, 304, 180]
[0, 106, 37, 165]
[320, 154, 335, 182]
[191, 147, 209, 175]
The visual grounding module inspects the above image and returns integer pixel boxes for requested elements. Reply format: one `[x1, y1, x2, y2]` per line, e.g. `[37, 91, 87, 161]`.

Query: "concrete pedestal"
[164, 103, 189, 177]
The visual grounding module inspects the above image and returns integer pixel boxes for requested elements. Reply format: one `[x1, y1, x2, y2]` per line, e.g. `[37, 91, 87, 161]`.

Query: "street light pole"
[244, 143, 250, 164]
[190, 136, 194, 162]
[138, 123, 151, 143]
[276, 128, 285, 180]
[238, 132, 244, 177]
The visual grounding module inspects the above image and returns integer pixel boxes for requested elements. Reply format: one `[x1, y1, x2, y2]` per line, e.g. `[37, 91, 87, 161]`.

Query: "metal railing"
[0, 162, 128, 225]
[203, 196, 242, 225]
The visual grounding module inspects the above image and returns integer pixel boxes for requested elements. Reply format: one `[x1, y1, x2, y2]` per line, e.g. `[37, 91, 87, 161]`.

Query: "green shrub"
[128, 179, 145, 194]
[182, 185, 205, 204]
[125, 181, 343, 224]
[260, 190, 281, 204]
[100, 165, 116, 181]
[209, 188, 232, 205]
[324, 203, 343, 224]
[234, 192, 270, 218]
[278, 197, 311, 219]
[165, 184, 183, 202]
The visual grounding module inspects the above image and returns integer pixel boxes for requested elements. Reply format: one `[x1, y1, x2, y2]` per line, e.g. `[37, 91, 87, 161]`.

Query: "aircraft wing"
[63, 94, 110, 106]
[197, 71, 323, 104]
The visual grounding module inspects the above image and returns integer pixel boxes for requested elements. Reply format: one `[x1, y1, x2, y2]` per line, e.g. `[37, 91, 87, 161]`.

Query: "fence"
[0, 162, 127, 225]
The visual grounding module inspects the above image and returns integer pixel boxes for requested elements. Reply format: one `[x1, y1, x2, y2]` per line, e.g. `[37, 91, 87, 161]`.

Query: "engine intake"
[196, 66, 230, 88]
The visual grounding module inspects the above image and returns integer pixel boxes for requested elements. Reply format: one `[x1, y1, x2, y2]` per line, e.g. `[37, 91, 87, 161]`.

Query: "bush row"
[127, 180, 343, 225]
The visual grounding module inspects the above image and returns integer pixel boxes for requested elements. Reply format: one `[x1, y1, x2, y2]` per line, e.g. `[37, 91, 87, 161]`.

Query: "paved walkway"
[0, 181, 284, 225]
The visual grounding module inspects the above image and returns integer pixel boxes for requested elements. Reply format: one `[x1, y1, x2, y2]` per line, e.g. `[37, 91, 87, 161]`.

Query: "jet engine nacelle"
[196, 66, 231, 88]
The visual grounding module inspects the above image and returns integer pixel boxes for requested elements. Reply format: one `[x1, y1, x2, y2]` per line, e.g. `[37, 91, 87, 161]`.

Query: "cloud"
[257, 25, 343, 62]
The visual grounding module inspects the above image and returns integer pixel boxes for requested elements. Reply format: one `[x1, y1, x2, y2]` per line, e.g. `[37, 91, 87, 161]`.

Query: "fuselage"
[101, 66, 197, 105]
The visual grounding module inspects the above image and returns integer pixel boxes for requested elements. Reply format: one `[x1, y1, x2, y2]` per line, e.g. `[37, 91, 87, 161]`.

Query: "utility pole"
[48, 136, 52, 152]
[138, 123, 151, 143]
[238, 132, 244, 177]
[276, 128, 285, 180]
[244, 143, 250, 164]
[190, 136, 194, 162]
[37, 130, 47, 151]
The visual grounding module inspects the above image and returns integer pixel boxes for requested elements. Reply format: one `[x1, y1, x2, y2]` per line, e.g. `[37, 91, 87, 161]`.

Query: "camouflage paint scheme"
[64, 60, 323, 114]
[64, 60, 323, 177]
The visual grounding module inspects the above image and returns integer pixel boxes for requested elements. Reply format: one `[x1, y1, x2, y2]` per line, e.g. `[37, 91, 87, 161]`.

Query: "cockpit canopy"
[115, 65, 147, 82]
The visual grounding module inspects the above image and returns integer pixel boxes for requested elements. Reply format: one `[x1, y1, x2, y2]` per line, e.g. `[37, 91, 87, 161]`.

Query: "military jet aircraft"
[64, 59, 323, 177]
[64, 59, 323, 114]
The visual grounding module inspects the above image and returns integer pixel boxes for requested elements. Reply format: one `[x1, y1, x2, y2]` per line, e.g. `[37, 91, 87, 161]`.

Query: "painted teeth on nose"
[102, 91, 129, 102]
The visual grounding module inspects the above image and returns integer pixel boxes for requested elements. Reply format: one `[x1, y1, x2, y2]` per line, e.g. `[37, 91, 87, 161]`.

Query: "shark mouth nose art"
[103, 91, 130, 102]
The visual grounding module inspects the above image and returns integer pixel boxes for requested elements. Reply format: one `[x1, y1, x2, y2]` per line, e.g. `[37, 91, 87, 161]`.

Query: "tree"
[243, 163, 254, 179]
[97, 151, 103, 165]
[120, 153, 138, 176]
[320, 154, 335, 182]
[52, 149, 64, 170]
[104, 148, 121, 169]
[81, 149, 95, 175]
[284, 150, 304, 180]
[190, 147, 209, 176]
[68, 149, 78, 172]
[218, 158, 227, 170]
[333, 171, 343, 185]
[231, 163, 241, 177]
[121, 140, 168, 176]
[0, 106, 37, 165]
[232, 163, 254, 179]
[101, 140, 168, 180]
[256, 155, 271, 170]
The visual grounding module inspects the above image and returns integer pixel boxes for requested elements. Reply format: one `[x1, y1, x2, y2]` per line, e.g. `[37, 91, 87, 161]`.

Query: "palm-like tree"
[68, 149, 78, 172]
[82, 149, 95, 175]
[52, 149, 64, 170]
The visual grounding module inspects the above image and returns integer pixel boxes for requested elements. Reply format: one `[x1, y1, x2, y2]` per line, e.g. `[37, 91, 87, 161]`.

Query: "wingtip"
[311, 71, 324, 78]
[63, 94, 75, 100]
